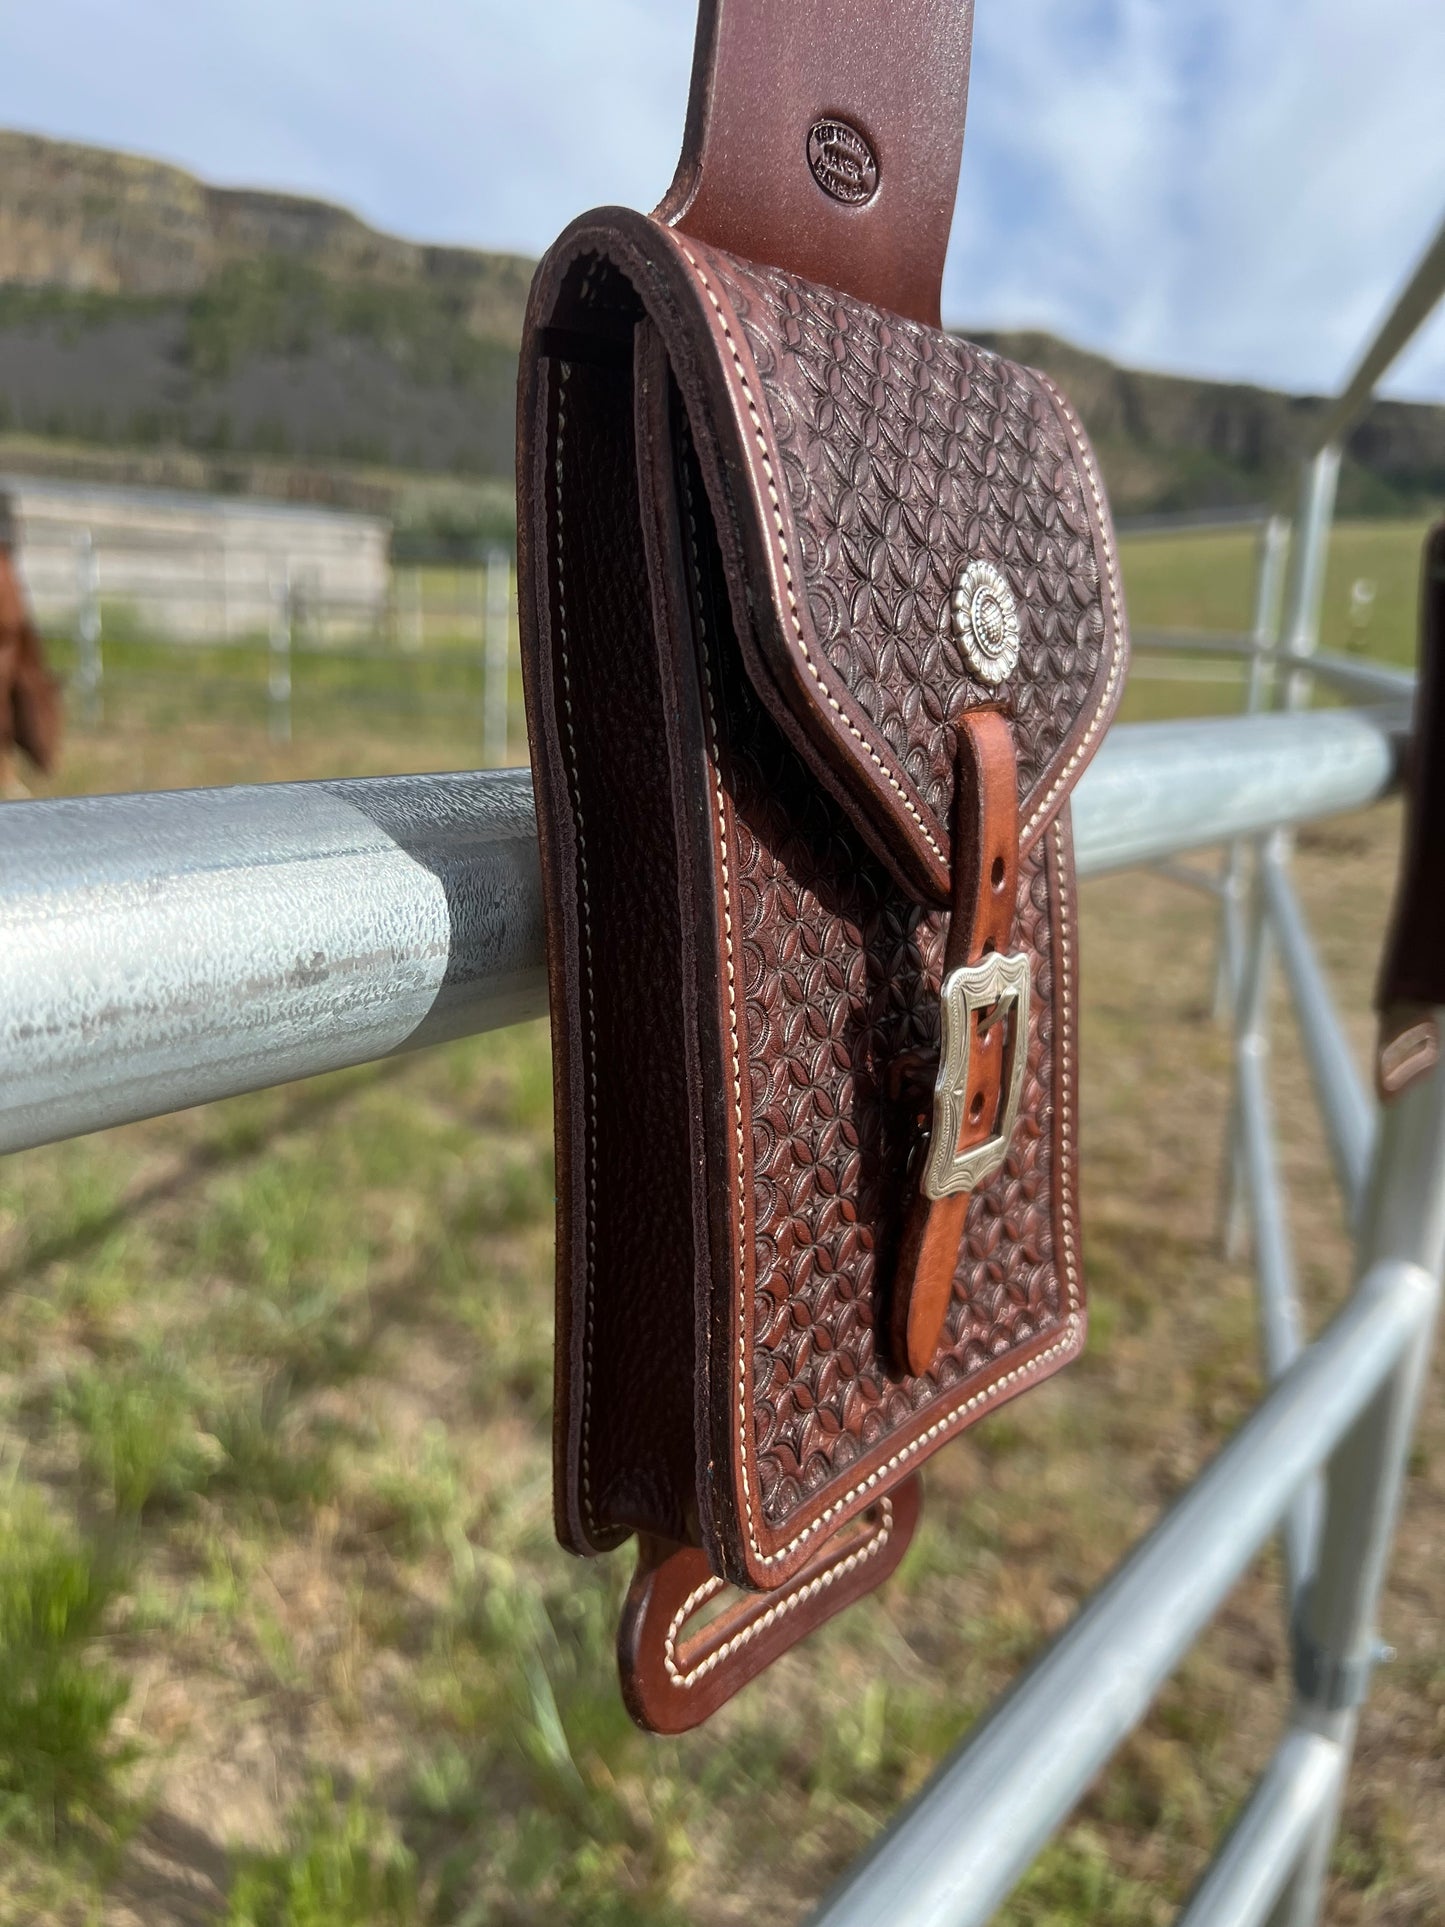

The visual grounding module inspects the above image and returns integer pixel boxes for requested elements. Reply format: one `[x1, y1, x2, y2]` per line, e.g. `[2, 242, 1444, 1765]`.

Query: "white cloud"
[948, 0, 1445, 399]
[1, 0, 1442, 400]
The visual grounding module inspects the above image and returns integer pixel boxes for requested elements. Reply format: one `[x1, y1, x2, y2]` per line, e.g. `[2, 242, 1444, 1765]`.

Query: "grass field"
[0, 518, 1438, 1924]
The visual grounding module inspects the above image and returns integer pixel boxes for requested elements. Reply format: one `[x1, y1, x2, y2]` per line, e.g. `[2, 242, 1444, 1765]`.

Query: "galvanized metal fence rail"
[2, 207, 1443, 1924]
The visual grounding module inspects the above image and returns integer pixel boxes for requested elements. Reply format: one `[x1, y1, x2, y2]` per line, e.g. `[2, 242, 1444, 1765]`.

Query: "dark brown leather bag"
[1376, 519, 1445, 1097]
[518, 0, 1128, 1731]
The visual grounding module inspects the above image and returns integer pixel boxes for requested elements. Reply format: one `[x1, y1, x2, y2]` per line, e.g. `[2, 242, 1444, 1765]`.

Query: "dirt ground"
[0, 705, 1437, 1922]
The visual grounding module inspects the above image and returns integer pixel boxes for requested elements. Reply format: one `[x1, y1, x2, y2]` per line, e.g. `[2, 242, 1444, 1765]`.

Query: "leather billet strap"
[619, 1477, 921, 1733]
[1376, 519, 1445, 1099]
[892, 711, 1022, 1374]
[656, 0, 974, 328]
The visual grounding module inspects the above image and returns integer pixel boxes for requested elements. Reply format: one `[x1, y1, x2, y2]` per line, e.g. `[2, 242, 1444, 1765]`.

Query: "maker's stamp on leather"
[806, 118, 879, 205]
[953, 560, 1021, 685]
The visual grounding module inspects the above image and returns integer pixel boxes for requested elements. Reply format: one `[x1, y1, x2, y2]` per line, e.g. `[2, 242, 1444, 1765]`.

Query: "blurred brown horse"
[0, 495, 62, 797]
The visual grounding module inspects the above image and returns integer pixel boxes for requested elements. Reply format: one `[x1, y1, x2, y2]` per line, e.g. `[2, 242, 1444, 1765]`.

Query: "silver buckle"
[921, 951, 1032, 1202]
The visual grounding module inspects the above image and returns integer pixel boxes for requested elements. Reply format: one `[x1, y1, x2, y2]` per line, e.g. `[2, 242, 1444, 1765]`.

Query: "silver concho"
[952, 560, 1020, 686]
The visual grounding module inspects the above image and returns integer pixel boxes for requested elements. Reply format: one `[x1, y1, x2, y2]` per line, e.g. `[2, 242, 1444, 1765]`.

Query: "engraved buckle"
[921, 951, 1031, 1202]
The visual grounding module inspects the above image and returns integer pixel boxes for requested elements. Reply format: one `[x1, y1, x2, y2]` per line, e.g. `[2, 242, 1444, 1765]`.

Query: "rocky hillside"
[0, 131, 529, 475]
[972, 329, 1445, 520]
[0, 130, 532, 327]
[0, 131, 1441, 519]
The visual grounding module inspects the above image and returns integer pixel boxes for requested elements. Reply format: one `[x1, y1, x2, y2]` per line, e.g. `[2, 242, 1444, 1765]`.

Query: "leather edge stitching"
[1022, 379, 1125, 841]
[684, 460, 763, 1572]
[553, 362, 602, 1540]
[663, 1498, 895, 1687]
[737, 821, 1083, 1571]
[677, 239, 947, 871]
[678, 278, 1085, 1574]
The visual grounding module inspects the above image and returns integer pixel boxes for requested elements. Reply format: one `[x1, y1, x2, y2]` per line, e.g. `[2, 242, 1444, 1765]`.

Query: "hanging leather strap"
[614, 0, 977, 1732]
[1376, 519, 1445, 1098]
[655, 0, 975, 328]
[892, 711, 1022, 1374]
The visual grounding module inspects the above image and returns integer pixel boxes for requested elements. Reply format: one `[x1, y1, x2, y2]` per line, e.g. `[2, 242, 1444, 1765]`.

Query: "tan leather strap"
[1376, 520, 1445, 1099]
[655, 0, 975, 328]
[892, 711, 1020, 1375]
[618, 1477, 921, 1733]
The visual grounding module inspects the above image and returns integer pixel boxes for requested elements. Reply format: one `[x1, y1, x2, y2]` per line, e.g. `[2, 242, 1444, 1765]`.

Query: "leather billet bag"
[518, 0, 1129, 1731]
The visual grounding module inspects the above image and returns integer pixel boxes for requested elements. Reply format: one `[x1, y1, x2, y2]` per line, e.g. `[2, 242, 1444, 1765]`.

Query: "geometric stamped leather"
[705, 504, 1073, 1533]
[521, 212, 1118, 1601]
[702, 246, 1109, 853]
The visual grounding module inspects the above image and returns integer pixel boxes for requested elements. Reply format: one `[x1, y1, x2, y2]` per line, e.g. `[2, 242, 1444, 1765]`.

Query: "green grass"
[1118, 513, 1435, 663]
[1115, 514, 1436, 722]
[0, 1478, 134, 1843]
[0, 518, 1439, 1921]
[226, 1784, 419, 1927]
[32, 517, 1435, 780]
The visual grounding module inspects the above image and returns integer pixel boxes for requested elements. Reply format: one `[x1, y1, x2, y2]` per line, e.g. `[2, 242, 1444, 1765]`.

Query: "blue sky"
[3, 0, 1444, 399]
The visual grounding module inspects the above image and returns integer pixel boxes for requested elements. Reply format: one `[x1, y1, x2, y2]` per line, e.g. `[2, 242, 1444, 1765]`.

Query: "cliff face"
[0, 130, 1441, 515]
[0, 131, 532, 338]
[0, 134, 526, 475]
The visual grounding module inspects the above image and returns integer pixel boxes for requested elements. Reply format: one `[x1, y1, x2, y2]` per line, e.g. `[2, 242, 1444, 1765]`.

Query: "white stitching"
[664, 1500, 894, 1687]
[688, 482, 1081, 1571]
[677, 246, 1124, 865]
[682, 463, 761, 1556]
[1053, 818, 1081, 1295]
[677, 242, 945, 869]
[553, 365, 602, 1538]
[1024, 379, 1125, 840]
[733, 822, 1084, 1568]
[677, 262, 1087, 1572]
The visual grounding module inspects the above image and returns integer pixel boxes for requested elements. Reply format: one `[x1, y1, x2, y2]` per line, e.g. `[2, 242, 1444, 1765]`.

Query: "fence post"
[1263, 1061, 1445, 1927]
[483, 548, 511, 766]
[269, 572, 293, 746]
[1213, 513, 1289, 1017]
[401, 568, 424, 654]
[74, 530, 102, 727]
[1226, 456, 1341, 1257]
[1219, 451, 1343, 1626]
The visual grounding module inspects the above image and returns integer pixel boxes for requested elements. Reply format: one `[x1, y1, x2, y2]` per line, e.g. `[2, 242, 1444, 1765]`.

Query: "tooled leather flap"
[659, 227, 1129, 905]
[656, 0, 974, 330]
[523, 211, 1127, 905]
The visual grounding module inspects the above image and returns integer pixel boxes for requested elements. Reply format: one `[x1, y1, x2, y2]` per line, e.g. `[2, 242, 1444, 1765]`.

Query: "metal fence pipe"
[1298, 653, 1415, 706]
[1174, 1731, 1345, 1927]
[1130, 628, 1255, 658]
[1226, 466, 1340, 1254]
[1214, 516, 1290, 1020]
[0, 769, 546, 1156]
[1115, 507, 1268, 538]
[74, 530, 102, 726]
[1279, 449, 1341, 680]
[0, 710, 1402, 1158]
[1268, 1056, 1445, 1927]
[268, 573, 293, 746]
[1311, 208, 1445, 453]
[804, 1256, 1428, 1927]
[1070, 708, 1398, 878]
[1260, 854, 1374, 1216]
[1235, 1034, 1319, 1596]
[483, 550, 512, 762]
[1230, 834, 1319, 1598]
